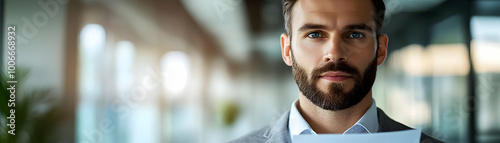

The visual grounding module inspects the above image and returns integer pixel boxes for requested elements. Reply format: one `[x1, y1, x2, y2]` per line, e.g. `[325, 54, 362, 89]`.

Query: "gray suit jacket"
[229, 108, 444, 143]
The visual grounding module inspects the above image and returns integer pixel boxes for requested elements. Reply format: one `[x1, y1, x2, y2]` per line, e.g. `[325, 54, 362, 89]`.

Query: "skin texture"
[280, 0, 389, 134]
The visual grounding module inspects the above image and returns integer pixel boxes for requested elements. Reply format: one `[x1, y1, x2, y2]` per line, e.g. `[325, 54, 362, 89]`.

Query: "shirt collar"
[345, 99, 379, 134]
[288, 99, 379, 140]
[289, 100, 317, 140]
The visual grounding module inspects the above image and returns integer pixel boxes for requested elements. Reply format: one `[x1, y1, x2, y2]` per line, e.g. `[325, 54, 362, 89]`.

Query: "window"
[77, 24, 106, 143]
[160, 51, 191, 97]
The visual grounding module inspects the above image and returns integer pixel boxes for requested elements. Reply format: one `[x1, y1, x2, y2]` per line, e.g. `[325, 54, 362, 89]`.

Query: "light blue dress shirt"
[288, 99, 379, 140]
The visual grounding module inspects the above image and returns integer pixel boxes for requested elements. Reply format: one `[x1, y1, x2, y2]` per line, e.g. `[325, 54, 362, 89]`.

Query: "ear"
[376, 34, 389, 66]
[281, 33, 293, 66]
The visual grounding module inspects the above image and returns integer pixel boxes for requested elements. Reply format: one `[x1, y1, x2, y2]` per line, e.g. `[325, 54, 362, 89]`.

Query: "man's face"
[281, 0, 388, 111]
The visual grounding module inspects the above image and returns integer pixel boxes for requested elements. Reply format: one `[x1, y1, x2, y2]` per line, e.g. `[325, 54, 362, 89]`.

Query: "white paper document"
[293, 129, 421, 143]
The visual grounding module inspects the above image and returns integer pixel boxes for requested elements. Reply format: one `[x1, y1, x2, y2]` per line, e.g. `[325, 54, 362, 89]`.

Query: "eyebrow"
[297, 23, 329, 33]
[345, 24, 374, 32]
[297, 23, 374, 33]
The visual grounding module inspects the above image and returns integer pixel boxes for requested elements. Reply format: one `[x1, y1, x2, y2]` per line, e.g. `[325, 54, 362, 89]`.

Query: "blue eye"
[348, 32, 364, 39]
[307, 32, 322, 38]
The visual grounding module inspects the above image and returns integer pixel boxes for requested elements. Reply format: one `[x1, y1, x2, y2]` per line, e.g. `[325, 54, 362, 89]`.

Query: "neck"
[297, 90, 373, 134]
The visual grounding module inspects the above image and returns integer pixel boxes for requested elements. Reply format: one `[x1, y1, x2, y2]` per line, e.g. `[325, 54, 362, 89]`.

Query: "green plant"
[0, 69, 61, 143]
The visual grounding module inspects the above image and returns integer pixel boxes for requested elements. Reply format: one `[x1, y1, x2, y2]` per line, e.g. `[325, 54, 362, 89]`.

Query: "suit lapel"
[263, 111, 292, 143]
[377, 108, 412, 132]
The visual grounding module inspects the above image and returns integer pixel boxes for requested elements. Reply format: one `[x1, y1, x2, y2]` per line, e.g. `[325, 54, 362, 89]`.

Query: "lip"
[320, 71, 353, 81]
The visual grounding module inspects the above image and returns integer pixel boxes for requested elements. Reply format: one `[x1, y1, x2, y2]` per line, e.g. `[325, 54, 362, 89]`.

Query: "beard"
[292, 56, 377, 111]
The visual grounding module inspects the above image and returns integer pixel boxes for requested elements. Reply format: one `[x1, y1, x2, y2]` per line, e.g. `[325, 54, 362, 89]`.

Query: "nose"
[322, 35, 347, 63]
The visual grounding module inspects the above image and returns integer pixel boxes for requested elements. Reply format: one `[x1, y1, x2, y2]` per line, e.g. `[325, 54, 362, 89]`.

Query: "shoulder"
[227, 126, 270, 143]
[376, 108, 412, 131]
[228, 110, 292, 143]
[376, 108, 445, 143]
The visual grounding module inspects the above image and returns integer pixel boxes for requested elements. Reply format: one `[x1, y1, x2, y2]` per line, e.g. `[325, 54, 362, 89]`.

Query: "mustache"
[311, 62, 361, 80]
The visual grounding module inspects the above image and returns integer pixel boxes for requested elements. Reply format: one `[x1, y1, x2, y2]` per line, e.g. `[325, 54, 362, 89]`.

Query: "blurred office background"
[0, 0, 499, 143]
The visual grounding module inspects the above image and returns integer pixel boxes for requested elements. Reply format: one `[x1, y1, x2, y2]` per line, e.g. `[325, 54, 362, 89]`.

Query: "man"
[231, 0, 443, 142]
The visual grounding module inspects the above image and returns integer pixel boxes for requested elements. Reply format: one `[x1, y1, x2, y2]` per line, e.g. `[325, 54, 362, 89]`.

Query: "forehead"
[292, 0, 376, 30]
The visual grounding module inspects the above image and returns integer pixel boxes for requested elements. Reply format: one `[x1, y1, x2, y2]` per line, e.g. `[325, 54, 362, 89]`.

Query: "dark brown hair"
[282, 0, 386, 36]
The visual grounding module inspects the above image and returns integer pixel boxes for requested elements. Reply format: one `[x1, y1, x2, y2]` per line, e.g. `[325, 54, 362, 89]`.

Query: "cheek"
[349, 51, 376, 71]
[293, 39, 324, 65]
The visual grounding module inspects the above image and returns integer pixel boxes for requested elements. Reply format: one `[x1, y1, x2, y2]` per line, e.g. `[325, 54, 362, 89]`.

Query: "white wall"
[2, 0, 68, 97]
